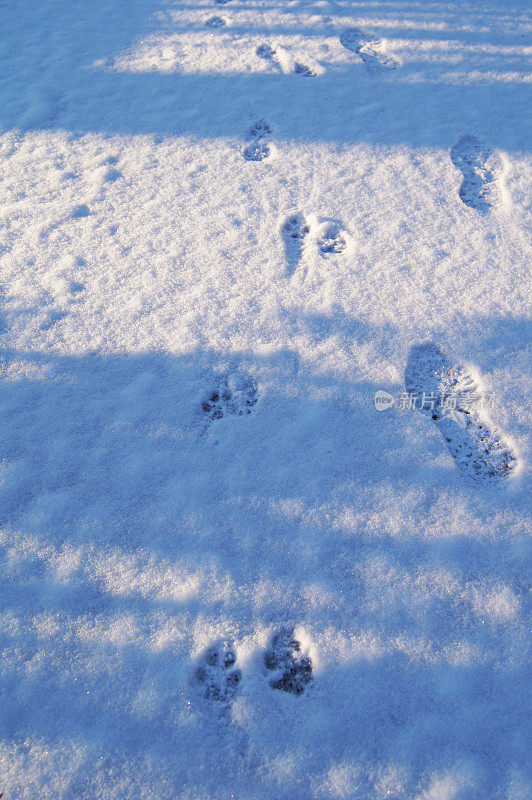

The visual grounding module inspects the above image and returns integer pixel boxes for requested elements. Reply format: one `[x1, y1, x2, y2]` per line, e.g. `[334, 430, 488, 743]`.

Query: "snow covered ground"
[0, 0, 531, 797]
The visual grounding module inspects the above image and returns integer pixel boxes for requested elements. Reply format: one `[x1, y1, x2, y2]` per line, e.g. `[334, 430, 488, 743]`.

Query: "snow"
[0, 0, 530, 797]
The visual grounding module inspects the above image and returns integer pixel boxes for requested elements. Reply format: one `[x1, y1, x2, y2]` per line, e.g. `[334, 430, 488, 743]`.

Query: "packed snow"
[0, 0, 530, 798]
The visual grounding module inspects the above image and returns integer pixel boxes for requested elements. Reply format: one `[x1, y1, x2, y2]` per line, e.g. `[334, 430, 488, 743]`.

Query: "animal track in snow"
[205, 16, 226, 28]
[315, 219, 347, 255]
[195, 640, 241, 703]
[38, 258, 86, 331]
[405, 342, 517, 483]
[264, 627, 313, 695]
[242, 118, 273, 162]
[40, 309, 68, 330]
[202, 372, 258, 419]
[294, 61, 317, 77]
[256, 43, 317, 76]
[243, 141, 270, 162]
[282, 215, 348, 274]
[340, 27, 399, 73]
[256, 43, 276, 61]
[92, 156, 123, 188]
[247, 119, 272, 139]
[71, 204, 91, 219]
[39, 204, 91, 241]
[450, 135, 503, 213]
[104, 169, 121, 183]
[281, 213, 310, 277]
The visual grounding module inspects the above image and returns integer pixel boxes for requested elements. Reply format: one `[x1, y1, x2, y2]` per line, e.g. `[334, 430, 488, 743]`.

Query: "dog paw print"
[195, 640, 241, 703]
[243, 118, 273, 162]
[202, 372, 258, 419]
[264, 627, 313, 695]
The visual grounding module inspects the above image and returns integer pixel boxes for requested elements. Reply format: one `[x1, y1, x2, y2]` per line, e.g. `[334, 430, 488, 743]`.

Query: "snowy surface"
[0, 0, 531, 797]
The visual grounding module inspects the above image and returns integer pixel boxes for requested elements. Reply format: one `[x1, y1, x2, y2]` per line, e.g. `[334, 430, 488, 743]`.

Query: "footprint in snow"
[405, 342, 517, 483]
[102, 155, 122, 180]
[256, 43, 316, 76]
[242, 139, 270, 162]
[315, 219, 347, 255]
[264, 627, 313, 695]
[281, 213, 310, 277]
[247, 119, 272, 139]
[71, 204, 91, 219]
[195, 640, 241, 704]
[205, 15, 225, 28]
[202, 371, 258, 419]
[242, 118, 273, 162]
[294, 61, 317, 77]
[340, 27, 399, 73]
[256, 43, 276, 62]
[103, 168, 121, 183]
[40, 204, 91, 240]
[40, 309, 68, 330]
[450, 135, 503, 213]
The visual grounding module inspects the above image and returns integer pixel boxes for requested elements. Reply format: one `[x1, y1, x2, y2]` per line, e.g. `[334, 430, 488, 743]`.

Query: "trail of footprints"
[200, 341, 517, 485]
[211, 0, 396, 77]
[195, 627, 312, 708]
[4, 5, 519, 754]
[206, 0, 503, 218]
[4, 0, 519, 749]
[24, 2, 511, 480]
[33, 154, 126, 330]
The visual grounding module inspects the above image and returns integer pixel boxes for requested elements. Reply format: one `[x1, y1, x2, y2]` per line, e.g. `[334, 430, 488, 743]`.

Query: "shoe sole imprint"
[450, 135, 503, 213]
[405, 342, 517, 482]
[340, 27, 399, 73]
